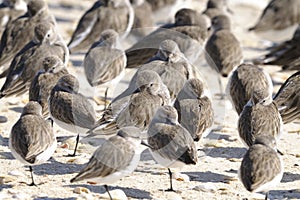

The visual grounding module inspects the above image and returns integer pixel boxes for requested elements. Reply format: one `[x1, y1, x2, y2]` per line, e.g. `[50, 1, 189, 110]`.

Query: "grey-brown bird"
[84, 29, 126, 108]
[0, 0, 27, 38]
[226, 64, 273, 115]
[94, 70, 171, 129]
[71, 126, 145, 200]
[202, 0, 232, 20]
[249, 0, 300, 42]
[126, 8, 208, 68]
[238, 89, 283, 148]
[68, 0, 134, 54]
[125, 39, 192, 101]
[29, 56, 69, 118]
[49, 74, 97, 156]
[253, 25, 300, 71]
[87, 70, 165, 138]
[0, 22, 69, 99]
[239, 135, 283, 200]
[205, 14, 243, 96]
[0, 0, 56, 78]
[9, 101, 57, 186]
[147, 105, 198, 191]
[130, 0, 154, 37]
[273, 71, 300, 124]
[174, 78, 214, 142]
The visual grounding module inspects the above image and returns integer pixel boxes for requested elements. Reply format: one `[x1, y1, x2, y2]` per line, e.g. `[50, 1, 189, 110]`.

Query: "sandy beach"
[0, 0, 299, 199]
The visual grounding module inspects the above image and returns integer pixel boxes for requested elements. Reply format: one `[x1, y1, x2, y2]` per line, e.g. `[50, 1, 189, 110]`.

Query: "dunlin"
[273, 71, 300, 124]
[249, 0, 300, 42]
[126, 8, 208, 68]
[29, 56, 69, 118]
[205, 15, 243, 97]
[239, 135, 283, 200]
[238, 89, 283, 148]
[130, 0, 154, 37]
[226, 64, 273, 115]
[127, 39, 192, 101]
[0, 22, 69, 99]
[147, 105, 198, 191]
[68, 0, 134, 53]
[88, 70, 165, 138]
[49, 74, 97, 156]
[174, 78, 214, 141]
[253, 25, 300, 70]
[9, 101, 57, 186]
[0, 0, 27, 38]
[95, 70, 171, 128]
[84, 29, 126, 108]
[0, 0, 56, 78]
[71, 126, 145, 200]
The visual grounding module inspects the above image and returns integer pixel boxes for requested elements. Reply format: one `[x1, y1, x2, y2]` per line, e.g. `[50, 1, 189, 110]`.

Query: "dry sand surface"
[0, 0, 299, 199]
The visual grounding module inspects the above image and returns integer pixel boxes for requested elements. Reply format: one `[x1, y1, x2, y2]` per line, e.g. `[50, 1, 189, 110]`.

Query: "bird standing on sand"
[68, 0, 134, 53]
[9, 101, 57, 186]
[49, 74, 97, 157]
[71, 126, 145, 200]
[239, 135, 283, 200]
[84, 29, 126, 108]
[205, 14, 243, 97]
[147, 106, 198, 191]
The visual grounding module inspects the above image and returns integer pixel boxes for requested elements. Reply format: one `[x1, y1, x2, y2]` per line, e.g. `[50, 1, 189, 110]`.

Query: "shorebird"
[0, 0, 27, 38]
[71, 126, 145, 200]
[145, 0, 183, 24]
[87, 70, 165, 139]
[126, 8, 208, 68]
[29, 56, 69, 118]
[9, 101, 57, 186]
[205, 14, 243, 97]
[239, 135, 284, 200]
[68, 0, 134, 53]
[253, 25, 300, 70]
[84, 29, 126, 108]
[126, 39, 192, 101]
[174, 78, 214, 141]
[202, 0, 232, 20]
[238, 89, 283, 148]
[0, 22, 69, 99]
[49, 74, 97, 156]
[147, 105, 198, 191]
[273, 71, 300, 124]
[0, 0, 56, 78]
[130, 0, 154, 37]
[93, 70, 170, 129]
[249, 0, 300, 42]
[226, 63, 273, 115]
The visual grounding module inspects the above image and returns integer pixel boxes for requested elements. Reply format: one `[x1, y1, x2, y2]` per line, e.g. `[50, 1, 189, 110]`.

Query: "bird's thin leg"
[218, 76, 225, 99]
[28, 166, 37, 186]
[166, 168, 175, 192]
[66, 134, 79, 157]
[104, 185, 112, 200]
[265, 192, 269, 200]
[104, 87, 109, 110]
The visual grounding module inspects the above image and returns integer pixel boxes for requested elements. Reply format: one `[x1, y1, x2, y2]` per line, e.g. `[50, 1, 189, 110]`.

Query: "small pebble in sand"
[0, 116, 7, 123]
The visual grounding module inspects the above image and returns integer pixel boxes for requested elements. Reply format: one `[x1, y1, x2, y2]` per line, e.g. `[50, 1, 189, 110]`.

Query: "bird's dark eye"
[150, 83, 153, 87]
[273, 6, 279, 12]
[47, 34, 50, 38]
